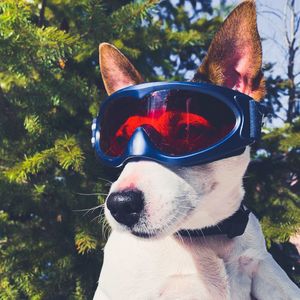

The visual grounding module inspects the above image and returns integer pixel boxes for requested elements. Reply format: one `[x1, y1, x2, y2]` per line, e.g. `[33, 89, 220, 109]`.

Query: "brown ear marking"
[193, 0, 265, 101]
[99, 43, 144, 95]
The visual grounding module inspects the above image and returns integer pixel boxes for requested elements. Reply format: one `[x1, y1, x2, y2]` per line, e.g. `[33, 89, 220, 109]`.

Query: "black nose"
[106, 190, 144, 227]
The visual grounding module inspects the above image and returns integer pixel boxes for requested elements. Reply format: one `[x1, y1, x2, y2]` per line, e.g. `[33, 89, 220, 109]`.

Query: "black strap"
[176, 205, 250, 239]
[249, 101, 268, 140]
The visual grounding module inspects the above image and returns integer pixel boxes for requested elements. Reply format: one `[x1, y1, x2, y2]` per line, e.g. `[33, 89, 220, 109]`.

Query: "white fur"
[94, 148, 300, 299]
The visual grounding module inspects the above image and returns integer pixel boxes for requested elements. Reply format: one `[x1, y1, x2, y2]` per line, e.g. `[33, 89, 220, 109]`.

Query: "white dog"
[93, 1, 300, 299]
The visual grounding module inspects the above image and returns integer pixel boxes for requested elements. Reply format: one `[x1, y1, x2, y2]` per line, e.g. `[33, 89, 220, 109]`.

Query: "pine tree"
[0, 0, 221, 298]
[245, 118, 300, 285]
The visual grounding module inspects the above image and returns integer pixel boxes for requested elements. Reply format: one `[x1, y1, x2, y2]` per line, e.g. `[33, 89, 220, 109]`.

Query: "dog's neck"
[179, 178, 246, 230]
[176, 204, 250, 239]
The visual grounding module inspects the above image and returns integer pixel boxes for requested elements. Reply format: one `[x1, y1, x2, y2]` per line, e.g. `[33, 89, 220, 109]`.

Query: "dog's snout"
[106, 190, 144, 227]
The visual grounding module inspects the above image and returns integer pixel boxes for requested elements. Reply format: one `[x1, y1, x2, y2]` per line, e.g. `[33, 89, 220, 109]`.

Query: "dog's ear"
[99, 43, 144, 95]
[193, 0, 265, 101]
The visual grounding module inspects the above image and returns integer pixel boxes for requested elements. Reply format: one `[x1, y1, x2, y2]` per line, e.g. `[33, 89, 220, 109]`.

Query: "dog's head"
[99, 1, 265, 238]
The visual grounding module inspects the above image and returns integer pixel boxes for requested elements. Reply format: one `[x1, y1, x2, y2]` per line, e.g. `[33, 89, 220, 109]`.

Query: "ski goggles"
[92, 82, 266, 168]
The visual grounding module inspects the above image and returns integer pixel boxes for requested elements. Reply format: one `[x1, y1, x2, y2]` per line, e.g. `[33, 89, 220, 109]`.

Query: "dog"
[93, 1, 300, 299]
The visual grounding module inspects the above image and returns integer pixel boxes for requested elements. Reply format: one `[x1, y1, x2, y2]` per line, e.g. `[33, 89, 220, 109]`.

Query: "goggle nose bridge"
[126, 126, 155, 156]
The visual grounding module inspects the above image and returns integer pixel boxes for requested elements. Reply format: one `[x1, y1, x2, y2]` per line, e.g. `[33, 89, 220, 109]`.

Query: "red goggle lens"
[100, 90, 236, 157]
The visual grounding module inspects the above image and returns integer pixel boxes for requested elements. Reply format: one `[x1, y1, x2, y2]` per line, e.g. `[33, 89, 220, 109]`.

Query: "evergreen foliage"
[0, 0, 299, 298]
[245, 117, 300, 284]
[0, 0, 223, 298]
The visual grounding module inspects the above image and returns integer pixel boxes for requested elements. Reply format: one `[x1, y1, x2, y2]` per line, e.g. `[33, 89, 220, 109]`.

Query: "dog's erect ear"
[193, 0, 265, 101]
[99, 43, 144, 95]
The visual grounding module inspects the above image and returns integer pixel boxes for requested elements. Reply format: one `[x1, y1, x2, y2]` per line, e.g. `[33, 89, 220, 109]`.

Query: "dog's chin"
[106, 215, 172, 239]
[130, 230, 158, 239]
[107, 218, 167, 239]
[130, 223, 182, 239]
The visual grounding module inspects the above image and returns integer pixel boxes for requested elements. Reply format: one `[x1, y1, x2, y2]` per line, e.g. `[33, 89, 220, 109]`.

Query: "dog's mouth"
[130, 210, 194, 239]
[131, 230, 157, 239]
[130, 224, 173, 239]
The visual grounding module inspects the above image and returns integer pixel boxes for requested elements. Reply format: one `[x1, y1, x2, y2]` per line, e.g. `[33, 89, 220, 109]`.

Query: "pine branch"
[38, 0, 47, 27]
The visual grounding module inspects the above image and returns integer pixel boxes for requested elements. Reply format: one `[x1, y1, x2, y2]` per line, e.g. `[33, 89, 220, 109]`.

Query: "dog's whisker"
[73, 204, 104, 213]
[76, 192, 109, 196]
[93, 203, 105, 212]
[184, 228, 193, 244]
[159, 217, 185, 245]
[215, 224, 222, 234]
[102, 217, 109, 236]
[97, 212, 111, 240]
[176, 231, 185, 245]
[97, 176, 113, 185]
[103, 221, 111, 240]
[73, 208, 93, 212]
[174, 194, 199, 200]
[199, 229, 208, 244]
[106, 225, 112, 238]
[73, 204, 105, 218]
[175, 205, 193, 210]
[91, 215, 102, 223]
[74, 204, 105, 211]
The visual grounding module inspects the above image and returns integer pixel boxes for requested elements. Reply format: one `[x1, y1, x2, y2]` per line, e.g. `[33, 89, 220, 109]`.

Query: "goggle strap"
[249, 100, 264, 141]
